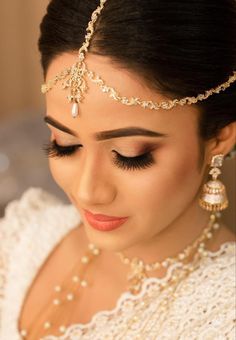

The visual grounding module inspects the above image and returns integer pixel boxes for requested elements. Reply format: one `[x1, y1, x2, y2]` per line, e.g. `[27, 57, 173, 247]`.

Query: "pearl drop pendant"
[72, 102, 79, 118]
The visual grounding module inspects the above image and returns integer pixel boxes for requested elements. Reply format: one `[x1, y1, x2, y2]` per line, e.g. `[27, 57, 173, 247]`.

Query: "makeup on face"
[44, 115, 168, 141]
[111, 141, 160, 158]
[44, 115, 168, 171]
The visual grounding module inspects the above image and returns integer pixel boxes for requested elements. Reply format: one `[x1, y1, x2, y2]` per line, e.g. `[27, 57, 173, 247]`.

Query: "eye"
[112, 151, 155, 171]
[42, 140, 81, 158]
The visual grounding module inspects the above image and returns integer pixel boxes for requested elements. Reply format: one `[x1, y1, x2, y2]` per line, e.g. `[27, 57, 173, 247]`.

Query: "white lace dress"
[0, 188, 235, 340]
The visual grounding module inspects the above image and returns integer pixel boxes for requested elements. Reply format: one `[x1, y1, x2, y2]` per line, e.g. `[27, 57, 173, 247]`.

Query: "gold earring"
[199, 154, 229, 211]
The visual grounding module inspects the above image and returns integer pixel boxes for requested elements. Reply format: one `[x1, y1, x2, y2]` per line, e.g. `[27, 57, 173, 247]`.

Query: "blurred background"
[0, 1, 235, 230]
[0, 0, 68, 215]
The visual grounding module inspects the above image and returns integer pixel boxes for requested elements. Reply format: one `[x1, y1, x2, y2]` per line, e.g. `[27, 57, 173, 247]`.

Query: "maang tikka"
[199, 154, 229, 212]
[41, 0, 236, 118]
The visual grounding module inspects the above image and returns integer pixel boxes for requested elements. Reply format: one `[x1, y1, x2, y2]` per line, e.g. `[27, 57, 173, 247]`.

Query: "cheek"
[157, 159, 199, 200]
[156, 139, 202, 198]
[49, 159, 73, 189]
[161, 152, 199, 193]
[125, 145, 203, 216]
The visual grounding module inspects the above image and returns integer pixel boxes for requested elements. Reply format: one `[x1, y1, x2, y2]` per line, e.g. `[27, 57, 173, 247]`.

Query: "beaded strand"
[116, 212, 220, 294]
[19, 212, 221, 339]
[20, 243, 100, 338]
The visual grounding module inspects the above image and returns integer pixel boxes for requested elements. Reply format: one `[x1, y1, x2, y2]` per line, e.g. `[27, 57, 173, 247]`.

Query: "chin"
[83, 224, 139, 253]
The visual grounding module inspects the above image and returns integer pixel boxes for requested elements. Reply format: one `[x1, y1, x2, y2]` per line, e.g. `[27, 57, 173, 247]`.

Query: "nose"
[73, 154, 116, 206]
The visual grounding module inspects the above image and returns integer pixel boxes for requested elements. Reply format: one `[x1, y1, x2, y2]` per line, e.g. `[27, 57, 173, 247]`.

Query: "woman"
[1, 0, 236, 339]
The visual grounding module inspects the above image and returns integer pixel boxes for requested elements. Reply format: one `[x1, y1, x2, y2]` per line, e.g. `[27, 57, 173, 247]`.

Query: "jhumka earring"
[199, 154, 229, 212]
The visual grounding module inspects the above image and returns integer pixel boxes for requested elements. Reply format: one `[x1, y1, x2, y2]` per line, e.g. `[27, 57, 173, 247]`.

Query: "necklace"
[19, 212, 221, 339]
[117, 213, 220, 294]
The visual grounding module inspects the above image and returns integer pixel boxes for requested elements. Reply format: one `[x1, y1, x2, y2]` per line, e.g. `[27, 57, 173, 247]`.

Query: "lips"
[83, 209, 128, 232]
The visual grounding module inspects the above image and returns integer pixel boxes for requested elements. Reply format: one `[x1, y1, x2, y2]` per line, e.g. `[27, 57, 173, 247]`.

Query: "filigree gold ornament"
[199, 154, 229, 212]
[41, 0, 236, 118]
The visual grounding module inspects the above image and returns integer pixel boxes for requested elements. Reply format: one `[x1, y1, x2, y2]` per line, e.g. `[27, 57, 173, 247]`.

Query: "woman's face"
[45, 52, 208, 252]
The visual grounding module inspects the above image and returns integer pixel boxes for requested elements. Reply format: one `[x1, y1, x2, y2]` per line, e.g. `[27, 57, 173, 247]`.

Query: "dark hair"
[38, 0, 236, 147]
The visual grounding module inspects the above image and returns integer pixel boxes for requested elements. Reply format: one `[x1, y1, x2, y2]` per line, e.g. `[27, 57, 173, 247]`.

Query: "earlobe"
[208, 122, 236, 161]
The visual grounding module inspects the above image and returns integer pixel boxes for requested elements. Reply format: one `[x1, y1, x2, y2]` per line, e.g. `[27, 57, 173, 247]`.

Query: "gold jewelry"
[116, 212, 220, 294]
[19, 213, 221, 338]
[41, 0, 236, 118]
[41, 0, 108, 119]
[199, 154, 229, 211]
[19, 243, 101, 338]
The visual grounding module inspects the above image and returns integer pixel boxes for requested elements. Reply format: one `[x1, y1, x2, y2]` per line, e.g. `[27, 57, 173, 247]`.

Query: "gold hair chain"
[41, 0, 236, 118]
[42, 0, 108, 118]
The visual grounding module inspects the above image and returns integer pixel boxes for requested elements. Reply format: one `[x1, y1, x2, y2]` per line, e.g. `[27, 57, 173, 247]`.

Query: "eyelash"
[43, 140, 81, 158]
[112, 151, 154, 171]
[42, 140, 155, 171]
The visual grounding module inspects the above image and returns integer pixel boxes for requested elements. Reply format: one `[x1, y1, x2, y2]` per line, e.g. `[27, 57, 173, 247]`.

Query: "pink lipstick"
[84, 210, 128, 232]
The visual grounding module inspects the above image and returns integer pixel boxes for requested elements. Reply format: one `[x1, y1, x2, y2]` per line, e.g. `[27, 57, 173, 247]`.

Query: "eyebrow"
[44, 115, 168, 141]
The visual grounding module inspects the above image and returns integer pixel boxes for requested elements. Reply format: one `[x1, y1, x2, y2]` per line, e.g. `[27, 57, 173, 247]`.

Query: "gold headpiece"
[41, 0, 236, 118]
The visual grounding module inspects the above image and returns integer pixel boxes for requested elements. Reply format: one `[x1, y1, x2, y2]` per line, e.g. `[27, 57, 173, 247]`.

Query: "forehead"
[45, 52, 200, 134]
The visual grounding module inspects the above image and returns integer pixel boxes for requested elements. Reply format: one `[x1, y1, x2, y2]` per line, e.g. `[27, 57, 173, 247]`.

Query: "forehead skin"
[45, 52, 202, 159]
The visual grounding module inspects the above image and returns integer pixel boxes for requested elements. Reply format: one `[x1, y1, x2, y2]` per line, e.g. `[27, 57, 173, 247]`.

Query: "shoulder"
[1, 188, 56, 247]
[0, 185, 75, 262]
[0, 188, 81, 333]
[1, 186, 77, 233]
[198, 242, 235, 286]
[0, 187, 56, 244]
[1, 186, 62, 221]
[0, 188, 59, 324]
[0, 187, 80, 292]
[0, 187, 80, 321]
[184, 242, 235, 300]
[0, 187, 81, 256]
[1, 187, 61, 225]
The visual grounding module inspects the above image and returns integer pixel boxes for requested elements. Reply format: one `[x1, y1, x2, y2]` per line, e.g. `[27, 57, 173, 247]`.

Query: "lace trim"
[0, 187, 235, 339]
[0, 187, 63, 334]
[42, 241, 236, 340]
[0, 188, 81, 339]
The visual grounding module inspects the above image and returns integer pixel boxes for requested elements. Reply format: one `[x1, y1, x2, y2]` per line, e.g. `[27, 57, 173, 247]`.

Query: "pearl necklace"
[117, 213, 220, 294]
[19, 212, 220, 339]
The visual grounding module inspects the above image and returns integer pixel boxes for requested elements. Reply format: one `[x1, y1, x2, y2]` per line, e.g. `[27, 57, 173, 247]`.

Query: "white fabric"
[0, 187, 235, 340]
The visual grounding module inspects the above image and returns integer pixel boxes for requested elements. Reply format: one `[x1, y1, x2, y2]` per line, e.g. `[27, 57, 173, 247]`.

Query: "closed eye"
[42, 140, 155, 171]
[112, 150, 155, 171]
[42, 140, 81, 158]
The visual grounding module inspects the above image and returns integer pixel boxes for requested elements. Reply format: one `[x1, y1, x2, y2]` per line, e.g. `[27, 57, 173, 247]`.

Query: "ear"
[205, 122, 236, 163]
